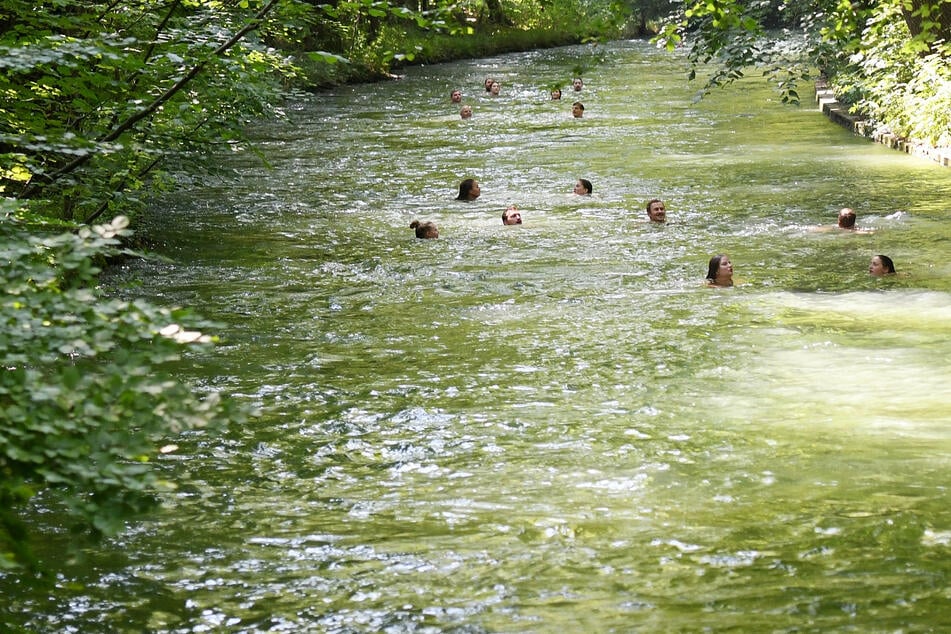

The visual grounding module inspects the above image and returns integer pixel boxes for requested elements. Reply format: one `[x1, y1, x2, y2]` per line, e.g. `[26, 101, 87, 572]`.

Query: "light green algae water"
[5, 39, 951, 632]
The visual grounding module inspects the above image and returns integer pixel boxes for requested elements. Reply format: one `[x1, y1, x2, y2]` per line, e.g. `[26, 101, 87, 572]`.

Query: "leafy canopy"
[0, 0, 297, 223]
[654, 0, 951, 145]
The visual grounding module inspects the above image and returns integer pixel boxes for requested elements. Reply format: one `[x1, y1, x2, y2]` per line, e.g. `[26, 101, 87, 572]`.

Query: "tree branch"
[19, 0, 280, 201]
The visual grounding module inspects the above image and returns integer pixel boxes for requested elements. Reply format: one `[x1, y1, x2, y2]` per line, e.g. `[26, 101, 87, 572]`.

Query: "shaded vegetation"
[1, 213, 247, 572]
[655, 0, 951, 149]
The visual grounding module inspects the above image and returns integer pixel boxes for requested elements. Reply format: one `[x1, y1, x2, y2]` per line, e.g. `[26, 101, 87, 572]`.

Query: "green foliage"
[833, 7, 951, 147]
[289, 0, 465, 78]
[655, 0, 951, 145]
[292, 0, 630, 85]
[0, 0, 301, 224]
[0, 212, 246, 572]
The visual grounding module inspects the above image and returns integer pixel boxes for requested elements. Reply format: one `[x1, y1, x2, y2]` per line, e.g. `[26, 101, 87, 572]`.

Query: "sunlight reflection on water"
[11, 39, 951, 634]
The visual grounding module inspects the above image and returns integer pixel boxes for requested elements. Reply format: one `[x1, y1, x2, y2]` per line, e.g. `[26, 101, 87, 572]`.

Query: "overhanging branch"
[18, 0, 280, 203]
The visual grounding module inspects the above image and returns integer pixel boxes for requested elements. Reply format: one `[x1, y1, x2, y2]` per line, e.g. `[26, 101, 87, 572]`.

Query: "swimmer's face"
[503, 207, 522, 225]
[469, 181, 481, 200]
[460, 106, 472, 119]
[571, 103, 584, 118]
[573, 180, 589, 195]
[869, 256, 888, 276]
[718, 256, 733, 278]
[647, 201, 667, 222]
[451, 90, 462, 103]
[573, 79, 583, 91]
[490, 82, 501, 95]
[551, 89, 562, 100]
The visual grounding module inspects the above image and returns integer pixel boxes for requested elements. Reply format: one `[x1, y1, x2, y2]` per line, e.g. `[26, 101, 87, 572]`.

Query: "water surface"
[6, 39, 951, 632]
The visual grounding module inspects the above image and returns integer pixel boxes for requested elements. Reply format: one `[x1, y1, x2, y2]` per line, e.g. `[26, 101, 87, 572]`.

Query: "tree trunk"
[483, 0, 514, 26]
[900, 0, 951, 54]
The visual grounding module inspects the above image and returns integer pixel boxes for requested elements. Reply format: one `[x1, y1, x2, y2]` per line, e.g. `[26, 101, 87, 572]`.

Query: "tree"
[0, 0, 297, 224]
[0, 212, 247, 572]
[655, 0, 951, 145]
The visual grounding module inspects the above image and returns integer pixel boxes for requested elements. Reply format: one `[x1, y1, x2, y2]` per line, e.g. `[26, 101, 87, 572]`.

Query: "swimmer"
[489, 81, 501, 96]
[705, 254, 734, 287]
[450, 89, 462, 103]
[460, 105, 473, 119]
[572, 78, 583, 91]
[868, 254, 895, 276]
[838, 207, 856, 228]
[456, 178, 480, 201]
[646, 199, 667, 223]
[502, 206, 522, 225]
[410, 220, 438, 239]
[573, 179, 592, 195]
[551, 88, 562, 100]
[484, 77, 495, 92]
[571, 102, 584, 118]
[810, 207, 872, 233]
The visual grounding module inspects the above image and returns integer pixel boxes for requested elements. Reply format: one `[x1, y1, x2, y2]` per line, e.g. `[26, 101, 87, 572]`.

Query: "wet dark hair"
[456, 178, 477, 201]
[578, 178, 592, 194]
[410, 219, 438, 239]
[572, 101, 584, 110]
[646, 198, 663, 213]
[876, 254, 896, 273]
[706, 254, 727, 281]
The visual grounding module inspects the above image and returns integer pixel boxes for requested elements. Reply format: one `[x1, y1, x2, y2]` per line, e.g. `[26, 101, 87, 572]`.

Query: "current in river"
[7, 39, 951, 632]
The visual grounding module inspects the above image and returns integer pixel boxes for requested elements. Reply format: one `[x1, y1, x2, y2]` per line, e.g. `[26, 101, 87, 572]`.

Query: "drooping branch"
[18, 0, 280, 202]
[83, 117, 210, 225]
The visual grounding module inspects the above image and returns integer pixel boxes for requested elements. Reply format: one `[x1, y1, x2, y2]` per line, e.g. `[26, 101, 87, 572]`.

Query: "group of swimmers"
[450, 76, 587, 120]
[414, 189, 896, 286]
[413, 77, 898, 285]
[703, 207, 896, 286]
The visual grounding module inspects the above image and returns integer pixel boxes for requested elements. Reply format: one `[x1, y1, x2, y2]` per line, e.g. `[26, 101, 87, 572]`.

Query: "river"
[7, 39, 951, 632]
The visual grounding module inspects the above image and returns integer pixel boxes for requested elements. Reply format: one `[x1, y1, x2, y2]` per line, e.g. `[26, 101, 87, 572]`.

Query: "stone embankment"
[815, 80, 951, 168]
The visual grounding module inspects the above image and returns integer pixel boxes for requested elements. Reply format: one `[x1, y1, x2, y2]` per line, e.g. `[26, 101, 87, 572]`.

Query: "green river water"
[5, 39, 951, 632]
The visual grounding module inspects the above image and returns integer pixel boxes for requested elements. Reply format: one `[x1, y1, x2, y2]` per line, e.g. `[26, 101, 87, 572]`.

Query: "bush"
[0, 211, 245, 572]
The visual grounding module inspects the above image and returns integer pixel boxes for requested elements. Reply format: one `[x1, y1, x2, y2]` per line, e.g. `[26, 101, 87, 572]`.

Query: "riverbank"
[299, 25, 638, 87]
[816, 79, 951, 168]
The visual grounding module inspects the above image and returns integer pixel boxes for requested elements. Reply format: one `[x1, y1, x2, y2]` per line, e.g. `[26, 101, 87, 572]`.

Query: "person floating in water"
[450, 89, 462, 103]
[572, 78, 583, 92]
[460, 105, 473, 119]
[705, 254, 734, 287]
[868, 254, 895, 276]
[502, 206, 522, 225]
[838, 207, 856, 228]
[483, 77, 495, 92]
[571, 102, 584, 118]
[410, 220, 438, 239]
[573, 179, 592, 195]
[811, 207, 872, 233]
[489, 81, 501, 96]
[550, 88, 562, 100]
[646, 199, 667, 223]
[455, 178, 481, 201]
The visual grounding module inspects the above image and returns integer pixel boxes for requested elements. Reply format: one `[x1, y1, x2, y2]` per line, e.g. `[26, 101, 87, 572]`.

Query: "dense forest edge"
[2, 0, 950, 577]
